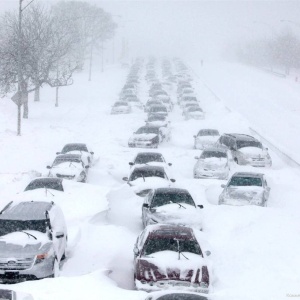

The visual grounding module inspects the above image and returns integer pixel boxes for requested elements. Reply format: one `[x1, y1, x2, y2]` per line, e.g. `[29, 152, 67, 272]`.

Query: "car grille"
[56, 174, 75, 179]
[0, 257, 35, 270]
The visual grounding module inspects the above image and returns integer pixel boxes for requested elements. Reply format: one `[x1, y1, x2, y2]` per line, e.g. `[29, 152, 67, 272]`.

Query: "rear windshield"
[198, 129, 219, 136]
[62, 144, 88, 153]
[135, 154, 164, 164]
[229, 176, 262, 187]
[236, 140, 262, 149]
[151, 191, 195, 208]
[24, 180, 63, 192]
[200, 151, 227, 159]
[129, 169, 166, 181]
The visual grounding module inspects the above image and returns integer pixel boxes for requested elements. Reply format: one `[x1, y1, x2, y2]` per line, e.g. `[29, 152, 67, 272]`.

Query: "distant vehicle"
[47, 154, 89, 182]
[216, 134, 272, 167]
[56, 143, 94, 167]
[194, 129, 220, 150]
[124, 95, 143, 110]
[24, 177, 64, 192]
[184, 106, 205, 120]
[0, 200, 67, 283]
[123, 165, 175, 196]
[179, 95, 198, 107]
[133, 224, 210, 293]
[148, 105, 168, 118]
[0, 289, 34, 300]
[155, 95, 173, 111]
[146, 114, 169, 127]
[128, 126, 165, 148]
[194, 147, 230, 179]
[145, 291, 209, 300]
[142, 188, 204, 228]
[111, 101, 131, 114]
[219, 172, 270, 206]
[129, 152, 172, 168]
[144, 100, 163, 112]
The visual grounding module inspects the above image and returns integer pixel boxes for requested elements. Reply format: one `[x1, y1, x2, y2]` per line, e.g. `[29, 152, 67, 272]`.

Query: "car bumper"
[219, 198, 264, 206]
[135, 279, 209, 293]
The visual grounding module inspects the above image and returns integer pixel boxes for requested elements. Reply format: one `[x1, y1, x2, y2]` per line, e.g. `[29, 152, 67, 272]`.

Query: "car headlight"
[35, 253, 49, 264]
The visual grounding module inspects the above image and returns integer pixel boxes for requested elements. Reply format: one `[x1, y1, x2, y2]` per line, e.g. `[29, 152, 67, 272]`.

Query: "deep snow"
[0, 60, 299, 300]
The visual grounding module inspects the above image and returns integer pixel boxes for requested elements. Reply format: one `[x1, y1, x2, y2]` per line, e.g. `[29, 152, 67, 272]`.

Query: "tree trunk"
[22, 90, 29, 119]
[34, 85, 40, 102]
[55, 86, 59, 107]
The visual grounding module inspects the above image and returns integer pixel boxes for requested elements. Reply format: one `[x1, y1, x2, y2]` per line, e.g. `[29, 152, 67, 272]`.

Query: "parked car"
[0, 200, 67, 283]
[0, 289, 34, 300]
[142, 188, 204, 228]
[56, 143, 94, 167]
[111, 101, 131, 114]
[128, 126, 165, 148]
[145, 291, 209, 300]
[194, 129, 220, 150]
[47, 154, 89, 182]
[216, 133, 272, 167]
[194, 147, 230, 179]
[184, 107, 205, 120]
[123, 165, 175, 196]
[148, 105, 168, 118]
[129, 152, 172, 168]
[155, 95, 173, 112]
[133, 224, 210, 293]
[218, 172, 270, 206]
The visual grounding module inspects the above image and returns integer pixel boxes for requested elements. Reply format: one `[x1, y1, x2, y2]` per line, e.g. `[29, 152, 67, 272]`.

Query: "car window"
[228, 176, 262, 187]
[136, 127, 159, 134]
[62, 144, 88, 153]
[129, 169, 166, 181]
[200, 151, 227, 159]
[150, 192, 195, 208]
[135, 154, 164, 164]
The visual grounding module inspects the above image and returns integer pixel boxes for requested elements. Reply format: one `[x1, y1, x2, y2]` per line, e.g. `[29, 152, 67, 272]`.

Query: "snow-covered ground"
[0, 60, 300, 300]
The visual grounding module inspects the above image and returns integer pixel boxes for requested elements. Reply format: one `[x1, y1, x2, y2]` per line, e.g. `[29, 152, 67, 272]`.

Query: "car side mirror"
[133, 246, 139, 256]
[197, 205, 204, 209]
[170, 179, 176, 183]
[90, 152, 94, 155]
[143, 203, 149, 208]
[129, 162, 134, 166]
[56, 232, 64, 239]
[56, 152, 61, 155]
[221, 184, 226, 188]
[46, 166, 51, 169]
[168, 163, 172, 166]
[205, 250, 211, 257]
[123, 177, 129, 181]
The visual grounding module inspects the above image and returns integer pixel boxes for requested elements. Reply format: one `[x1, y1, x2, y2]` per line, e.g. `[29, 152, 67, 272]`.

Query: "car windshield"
[148, 115, 166, 122]
[24, 180, 64, 192]
[135, 154, 164, 164]
[157, 294, 208, 300]
[53, 157, 82, 166]
[236, 140, 262, 149]
[201, 151, 227, 159]
[0, 289, 14, 300]
[151, 191, 195, 208]
[136, 127, 159, 134]
[198, 129, 219, 136]
[114, 102, 128, 106]
[62, 144, 88, 153]
[150, 106, 167, 112]
[229, 176, 262, 187]
[0, 219, 47, 236]
[129, 169, 166, 181]
[143, 237, 202, 256]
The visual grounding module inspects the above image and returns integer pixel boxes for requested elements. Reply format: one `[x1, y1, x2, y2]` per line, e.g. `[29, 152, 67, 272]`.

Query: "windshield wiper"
[44, 187, 55, 197]
[169, 201, 186, 209]
[21, 231, 37, 240]
[174, 238, 189, 260]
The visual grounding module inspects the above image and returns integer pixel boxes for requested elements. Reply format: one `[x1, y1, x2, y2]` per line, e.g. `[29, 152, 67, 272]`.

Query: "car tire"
[51, 258, 60, 278]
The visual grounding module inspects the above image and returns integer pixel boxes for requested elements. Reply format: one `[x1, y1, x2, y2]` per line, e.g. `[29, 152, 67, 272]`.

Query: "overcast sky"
[1, 0, 300, 61]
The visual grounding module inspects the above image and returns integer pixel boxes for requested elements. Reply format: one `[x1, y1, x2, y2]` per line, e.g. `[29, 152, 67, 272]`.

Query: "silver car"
[194, 129, 220, 150]
[219, 172, 270, 206]
[194, 147, 230, 179]
[0, 200, 67, 283]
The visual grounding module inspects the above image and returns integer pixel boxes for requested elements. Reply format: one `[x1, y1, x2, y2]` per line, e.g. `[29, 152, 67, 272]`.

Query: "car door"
[142, 190, 154, 226]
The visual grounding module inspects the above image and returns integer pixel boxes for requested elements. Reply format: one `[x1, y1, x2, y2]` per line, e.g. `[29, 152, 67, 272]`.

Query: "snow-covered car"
[133, 224, 211, 293]
[216, 133, 272, 167]
[0, 200, 67, 283]
[0, 289, 34, 300]
[184, 107, 205, 120]
[111, 101, 131, 114]
[56, 143, 94, 167]
[142, 188, 204, 228]
[125, 95, 143, 110]
[129, 152, 172, 168]
[193, 147, 230, 179]
[148, 105, 168, 118]
[47, 154, 89, 182]
[218, 172, 270, 206]
[178, 88, 195, 101]
[120, 88, 136, 100]
[146, 114, 169, 127]
[128, 126, 164, 148]
[145, 291, 209, 300]
[144, 100, 164, 112]
[179, 95, 198, 107]
[155, 95, 173, 112]
[194, 129, 220, 150]
[123, 165, 175, 196]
